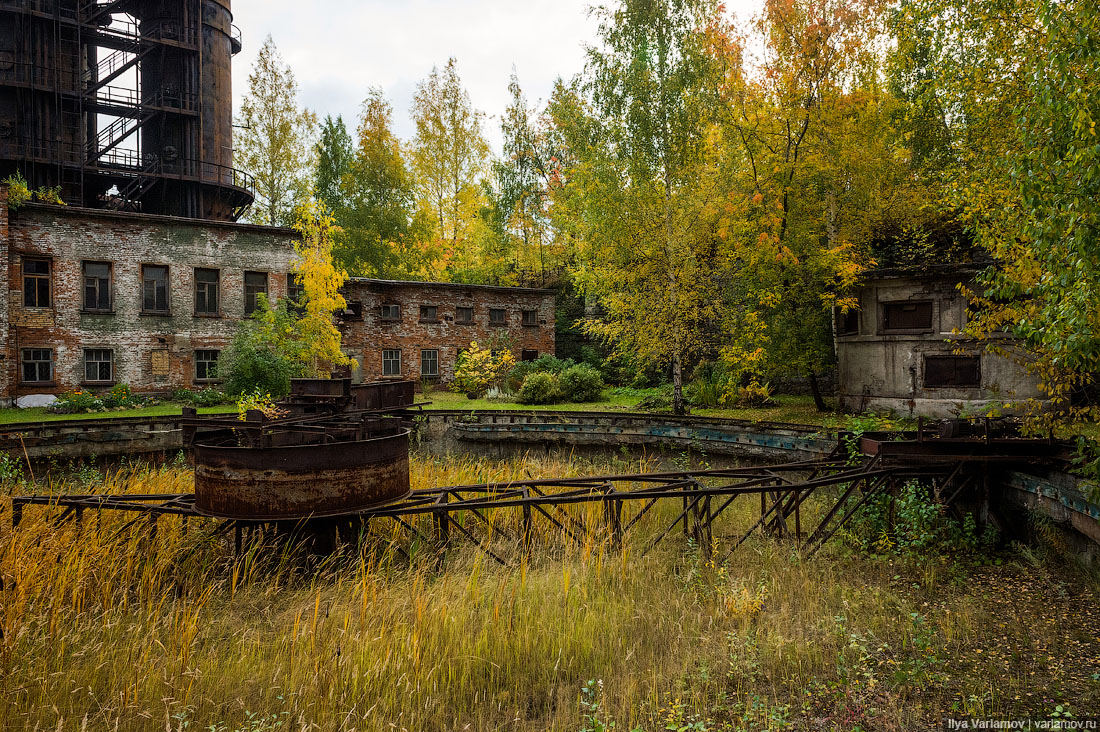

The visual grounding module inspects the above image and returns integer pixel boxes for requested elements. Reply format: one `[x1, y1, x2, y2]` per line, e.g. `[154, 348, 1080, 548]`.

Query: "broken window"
[455, 306, 474, 324]
[382, 349, 402, 376]
[419, 305, 439, 322]
[924, 355, 981, 388]
[21, 348, 52, 383]
[194, 268, 220, 316]
[244, 271, 268, 315]
[882, 301, 933, 332]
[489, 308, 507, 325]
[522, 309, 538, 326]
[84, 348, 113, 382]
[142, 265, 169, 313]
[23, 258, 50, 308]
[835, 307, 859, 336]
[82, 261, 112, 311]
[420, 349, 439, 378]
[194, 350, 220, 381]
[380, 303, 401, 321]
[338, 301, 364, 320]
[521, 349, 539, 362]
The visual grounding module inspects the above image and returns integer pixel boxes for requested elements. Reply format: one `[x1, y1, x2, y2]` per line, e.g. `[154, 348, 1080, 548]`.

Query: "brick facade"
[0, 187, 557, 402]
[339, 279, 555, 384]
[2, 196, 298, 401]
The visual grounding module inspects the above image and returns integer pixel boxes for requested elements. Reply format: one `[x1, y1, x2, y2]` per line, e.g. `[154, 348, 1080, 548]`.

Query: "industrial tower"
[0, 0, 254, 221]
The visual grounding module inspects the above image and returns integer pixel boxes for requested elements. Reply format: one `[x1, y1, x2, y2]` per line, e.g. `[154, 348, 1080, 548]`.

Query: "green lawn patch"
[0, 403, 236, 426]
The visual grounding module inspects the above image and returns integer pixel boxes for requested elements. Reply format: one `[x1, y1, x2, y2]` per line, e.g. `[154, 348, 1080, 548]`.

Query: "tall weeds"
[0, 454, 1093, 730]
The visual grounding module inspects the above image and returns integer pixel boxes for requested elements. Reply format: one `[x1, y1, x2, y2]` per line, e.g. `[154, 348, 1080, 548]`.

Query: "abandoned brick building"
[338, 278, 555, 384]
[0, 186, 556, 403]
[835, 264, 1045, 418]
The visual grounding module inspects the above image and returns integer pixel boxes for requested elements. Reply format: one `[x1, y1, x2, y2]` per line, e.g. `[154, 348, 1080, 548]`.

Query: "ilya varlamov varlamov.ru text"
[945, 720, 1099, 730]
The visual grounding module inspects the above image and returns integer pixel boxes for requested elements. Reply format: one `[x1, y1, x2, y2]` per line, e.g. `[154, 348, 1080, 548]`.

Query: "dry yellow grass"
[1, 453, 1098, 731]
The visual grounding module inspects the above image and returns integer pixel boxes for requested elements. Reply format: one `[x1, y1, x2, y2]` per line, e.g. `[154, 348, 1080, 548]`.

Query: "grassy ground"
[0, 402, 235, 425]
[1, 453, 1096, 731]
[423, 388, 875, 429]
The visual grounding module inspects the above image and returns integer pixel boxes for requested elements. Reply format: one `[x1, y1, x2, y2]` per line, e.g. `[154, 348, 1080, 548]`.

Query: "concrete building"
[835, 265, 1044, 417]
[339, 278, 556, 384]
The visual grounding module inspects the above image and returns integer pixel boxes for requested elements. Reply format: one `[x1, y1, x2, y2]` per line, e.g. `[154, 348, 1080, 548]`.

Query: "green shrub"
[50, 390, 105, 414]
[505, 355, 575, 393]
[518, 372, 564, 405]
[560, 364, 604, 402]
[173, 388, 232, 408]
[735, 381, 775, 407]
[686, 361, 735, 408]
[101, 383, 150, 409]
[222, 345, 300, 397]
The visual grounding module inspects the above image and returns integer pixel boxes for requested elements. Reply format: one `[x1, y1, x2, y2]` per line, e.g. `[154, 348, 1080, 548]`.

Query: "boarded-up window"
[924, 355, 981, 388]
[882, 301, 933, 332]
[151, 349, 170, 376]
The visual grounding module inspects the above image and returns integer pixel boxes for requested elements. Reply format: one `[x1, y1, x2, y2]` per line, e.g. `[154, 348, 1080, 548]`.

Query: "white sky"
[229, 0, 763, 154]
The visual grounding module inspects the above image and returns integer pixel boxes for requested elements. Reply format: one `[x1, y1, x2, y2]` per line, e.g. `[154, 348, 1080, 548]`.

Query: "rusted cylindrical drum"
[193, 429, 411, 520]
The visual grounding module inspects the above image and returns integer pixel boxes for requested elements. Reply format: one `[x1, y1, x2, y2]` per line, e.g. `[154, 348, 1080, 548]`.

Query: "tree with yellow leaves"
[292, 198, 355, 377]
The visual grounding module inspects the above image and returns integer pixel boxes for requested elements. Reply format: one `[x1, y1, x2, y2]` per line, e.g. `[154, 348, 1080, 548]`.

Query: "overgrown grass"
[1, 454, 1097, 730]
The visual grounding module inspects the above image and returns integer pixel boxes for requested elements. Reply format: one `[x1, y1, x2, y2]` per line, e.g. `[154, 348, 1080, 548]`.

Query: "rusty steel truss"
[9, 453, 971, 561]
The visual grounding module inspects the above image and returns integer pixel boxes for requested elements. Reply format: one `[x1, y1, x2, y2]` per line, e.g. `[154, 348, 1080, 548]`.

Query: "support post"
[433, 492, 450, 545]
[605, 494, 622, 550]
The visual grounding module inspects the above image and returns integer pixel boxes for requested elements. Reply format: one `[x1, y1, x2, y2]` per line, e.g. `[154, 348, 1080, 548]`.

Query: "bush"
[505, 355, 575, 393]
[452, 342, 516, 396]
[518, 372, 564, 405]
[560, 364, 604, 402]
[173, 388, 232, 408]
[735, 381, 775, 408]
[101, 383, 150, 409]
[685, 362, 735, 408]
[50, 390, 104, 414]
[222, 344, 301, 397]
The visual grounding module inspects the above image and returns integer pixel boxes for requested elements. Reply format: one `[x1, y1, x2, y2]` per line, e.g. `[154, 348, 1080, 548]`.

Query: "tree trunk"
[672, 351, 685, 416]
[808, 371, 828, 413]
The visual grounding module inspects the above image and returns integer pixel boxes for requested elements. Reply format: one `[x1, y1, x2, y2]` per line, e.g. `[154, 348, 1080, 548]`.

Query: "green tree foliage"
[340, 89, 419, 278]
[553, 0, 726, 415]
[410, 58, 492, 280]
[236, 36, 317, 227]
[314, 114, 354, 215]
[705, 0, 892, 409]
[224, 200, 354, 394]
[893, 0, 1100, 427]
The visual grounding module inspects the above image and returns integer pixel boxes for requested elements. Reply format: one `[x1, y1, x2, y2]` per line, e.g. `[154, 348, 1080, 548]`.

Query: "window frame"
[880, 300, 934, 334]
[923, 355, 982, 389]
[193, 349, 221, 383]
[455, 306, 474, 324]
[81, 260, 113, 313]
[835, 307, 860, 337]
[380, 303, 402, 321]
[194, 267, 221, 317]
[22, 257, 51, 309]
[488, 308, 507, 326]
[521, 309, 538, 327]
[83, 348, 114, 384]
[521, 349, 539, 362]
[20, 348, 53, 384]
[243, 270, 269, 315]
[420, 348, 440, 378]
[419, 305, 439, 323]
[141, 263, 171, 315]
[381, 349, 402, 377]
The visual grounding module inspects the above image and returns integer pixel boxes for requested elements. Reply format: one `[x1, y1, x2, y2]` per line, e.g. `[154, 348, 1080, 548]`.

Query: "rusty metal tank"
[185, 379, 418, 521]
[193, 426, 412, 521]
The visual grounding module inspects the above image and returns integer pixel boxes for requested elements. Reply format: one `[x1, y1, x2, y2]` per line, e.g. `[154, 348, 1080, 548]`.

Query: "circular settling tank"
[193, 428, 411, 520]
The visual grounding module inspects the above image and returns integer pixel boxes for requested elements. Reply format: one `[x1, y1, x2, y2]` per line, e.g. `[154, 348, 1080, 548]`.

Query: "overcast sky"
[230, 0, 762, 153]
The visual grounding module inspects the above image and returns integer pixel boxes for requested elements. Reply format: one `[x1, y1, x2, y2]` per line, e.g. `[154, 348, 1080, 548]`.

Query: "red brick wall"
[5, 203, 298, 400]
[339, 279, 556, 384]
